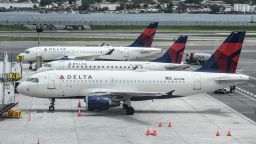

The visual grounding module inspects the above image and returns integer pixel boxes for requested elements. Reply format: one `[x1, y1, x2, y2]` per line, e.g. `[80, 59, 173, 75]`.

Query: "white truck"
[185, 52, 211, 65]
[214, 86, 236, 94]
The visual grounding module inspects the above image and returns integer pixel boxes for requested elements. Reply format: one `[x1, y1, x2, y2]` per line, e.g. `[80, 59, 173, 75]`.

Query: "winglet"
[196, 31, 246, 73]
[128, 22, 158, 47]
[105, 49, 115, 55]
[151, 36, 188, 63]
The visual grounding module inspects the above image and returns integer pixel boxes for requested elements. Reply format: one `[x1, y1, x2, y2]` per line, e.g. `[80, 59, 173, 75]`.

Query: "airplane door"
[193, 75, 201, 90]
[110, 78, 115, 87]
[124, 48, 129, 60]
[59, 60, 65, 70]
[48, 74, 56, 89]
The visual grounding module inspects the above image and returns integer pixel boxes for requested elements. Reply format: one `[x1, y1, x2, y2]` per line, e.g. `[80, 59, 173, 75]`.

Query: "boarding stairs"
[0, 102, 18, 116]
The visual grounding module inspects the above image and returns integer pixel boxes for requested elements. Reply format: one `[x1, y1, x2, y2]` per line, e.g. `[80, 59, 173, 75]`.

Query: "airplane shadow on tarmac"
[21, 107, 229, 117]
[18, 108, 231, 125]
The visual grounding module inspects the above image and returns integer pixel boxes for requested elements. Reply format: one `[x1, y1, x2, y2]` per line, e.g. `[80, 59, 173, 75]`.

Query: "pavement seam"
[70, 99, 80, 144]
[208, 94, 256, 126]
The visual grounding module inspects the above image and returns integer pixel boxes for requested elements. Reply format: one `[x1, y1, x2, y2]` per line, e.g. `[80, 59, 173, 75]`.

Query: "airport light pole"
[36, 24, 43, 47]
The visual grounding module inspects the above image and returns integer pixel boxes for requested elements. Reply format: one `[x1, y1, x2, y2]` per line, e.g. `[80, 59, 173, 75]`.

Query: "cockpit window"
[26, 78, 39, 83]
[24, 50, 30, 54]
[43, 64, 52, 67]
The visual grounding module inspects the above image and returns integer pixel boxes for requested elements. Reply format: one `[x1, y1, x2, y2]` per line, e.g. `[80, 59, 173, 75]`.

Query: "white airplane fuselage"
[18, 46, 162, 62]
[17, 70, 249, 99]
[37, 60, 188, 72]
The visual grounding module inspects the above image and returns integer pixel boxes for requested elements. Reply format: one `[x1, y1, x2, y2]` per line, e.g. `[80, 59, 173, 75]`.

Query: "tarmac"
[0, 31, 256, 144]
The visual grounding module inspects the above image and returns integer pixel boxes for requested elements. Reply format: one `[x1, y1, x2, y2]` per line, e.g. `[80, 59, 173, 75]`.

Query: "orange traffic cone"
[227, 128, 232, 136]
[145, 129, 151, 136]
[158, 121, 163, 127]
[216, 129, 221, 136]
[152, 129, 157, 136]
[168, 121, 172, 127]
[77, 110, 81, 117]
[77, 100, 81, 108]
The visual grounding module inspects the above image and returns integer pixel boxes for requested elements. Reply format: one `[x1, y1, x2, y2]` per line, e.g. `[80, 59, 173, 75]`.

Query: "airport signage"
[16, 56, 24, 61]
[9, 73, 20, 79]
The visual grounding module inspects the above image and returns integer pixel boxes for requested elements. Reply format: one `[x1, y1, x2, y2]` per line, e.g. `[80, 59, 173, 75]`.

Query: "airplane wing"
[57, 49, 115, 60]
[165, 64, 190, 70]
[83, 89, 174, 98]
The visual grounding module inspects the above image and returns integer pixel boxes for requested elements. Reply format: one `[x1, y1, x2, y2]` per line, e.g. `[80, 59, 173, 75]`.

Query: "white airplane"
[18, 22, 160, 64]
[16, 31, 248, 115]
[17, 70, 249, 115]
[36, 36, 189, 72]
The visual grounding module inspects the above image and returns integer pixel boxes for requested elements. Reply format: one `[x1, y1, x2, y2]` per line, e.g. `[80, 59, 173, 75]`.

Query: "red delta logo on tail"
[140, 25, 158, 47]
[197, 31, 246, 73]
[214, 43, 242, 73]
[128, 22, 158, 47]
[151, 36, 188, 63]
[168, 36, 188, 64]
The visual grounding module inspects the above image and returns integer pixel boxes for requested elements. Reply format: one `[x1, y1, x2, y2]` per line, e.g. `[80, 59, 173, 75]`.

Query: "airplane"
[17, 22, 161, 65]
[36, 36, 189, 72]
[16, 32, 248, 115]
[16, 69, 249, 115]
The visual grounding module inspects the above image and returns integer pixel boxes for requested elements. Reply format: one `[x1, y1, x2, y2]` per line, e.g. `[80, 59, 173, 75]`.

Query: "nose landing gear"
[49, 98, 55, 111]
[123, 99, 135, 115]
[29, 62, 33, 70]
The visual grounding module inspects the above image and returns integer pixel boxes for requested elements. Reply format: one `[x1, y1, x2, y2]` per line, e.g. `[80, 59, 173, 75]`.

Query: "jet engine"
[60, 56, 75, 60]
[85, 96, 120, 111]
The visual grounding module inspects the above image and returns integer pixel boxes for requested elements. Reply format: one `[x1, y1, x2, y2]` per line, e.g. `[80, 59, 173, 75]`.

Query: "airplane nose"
[15, 82, 20, 94]
[16, 82, 24, 94]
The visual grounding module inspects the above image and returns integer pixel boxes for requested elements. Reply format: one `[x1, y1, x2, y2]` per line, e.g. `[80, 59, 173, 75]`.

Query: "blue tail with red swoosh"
[196, 31, 246, 73]
[128, 22, 158, 47]
[151, 36, 188, 63]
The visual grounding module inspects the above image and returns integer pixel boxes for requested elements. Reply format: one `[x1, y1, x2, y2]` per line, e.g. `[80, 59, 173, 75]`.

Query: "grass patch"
[0, 24, 29, 31]
[0, 36, 137, 41]
[91, 25, 256, 31]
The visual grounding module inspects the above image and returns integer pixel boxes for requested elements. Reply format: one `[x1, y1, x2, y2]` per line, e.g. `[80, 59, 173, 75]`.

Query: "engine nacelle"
[60, 56, 75, 60]
[85, 96, 120, 111]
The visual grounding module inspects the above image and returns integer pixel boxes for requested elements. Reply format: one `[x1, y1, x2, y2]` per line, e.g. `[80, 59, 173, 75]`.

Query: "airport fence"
[0, 20, 256, 26]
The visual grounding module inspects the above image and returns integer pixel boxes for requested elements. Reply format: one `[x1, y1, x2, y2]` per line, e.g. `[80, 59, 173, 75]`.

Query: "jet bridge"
[0, 52, 21, 117]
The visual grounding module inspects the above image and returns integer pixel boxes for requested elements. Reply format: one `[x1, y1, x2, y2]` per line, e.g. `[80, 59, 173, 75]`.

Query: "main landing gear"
[123, 99, 135, 115]
[49, 98, 55, 111]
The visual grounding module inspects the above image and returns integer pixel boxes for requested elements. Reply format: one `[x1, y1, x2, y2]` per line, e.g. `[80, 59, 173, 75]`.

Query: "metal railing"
[0, 20, 255, 26]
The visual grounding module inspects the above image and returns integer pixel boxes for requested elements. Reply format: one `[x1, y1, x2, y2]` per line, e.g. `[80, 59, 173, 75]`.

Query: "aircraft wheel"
[49, 106, 55, 111]
[126, 107, 135, 115]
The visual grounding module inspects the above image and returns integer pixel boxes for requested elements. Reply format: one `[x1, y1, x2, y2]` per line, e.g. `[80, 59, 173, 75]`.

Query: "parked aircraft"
[17, 22, 160, 65]
[16, 32, 248, 115]
[16, 69, 249, 115]
[36, 36, 188, 72]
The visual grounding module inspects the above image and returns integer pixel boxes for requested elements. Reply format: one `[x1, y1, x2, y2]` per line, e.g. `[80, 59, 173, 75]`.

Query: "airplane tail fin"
[128, 22, 158, 47]
[151, 36, 188, 63]
[196, 31, 246, 73]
